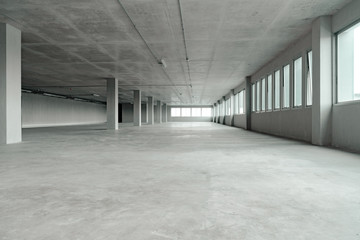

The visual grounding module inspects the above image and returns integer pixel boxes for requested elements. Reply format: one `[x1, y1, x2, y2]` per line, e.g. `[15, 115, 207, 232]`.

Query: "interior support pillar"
[147, 96, 154, 125]
[245, 76, 252, 130]
[0, 23, 22, 144]
[155, 100, 162, 124]
[312, 16, 332, 145]
[107, 78, 118, 130]
[133, 90, 141, 126]
[162, 103, 167, 123]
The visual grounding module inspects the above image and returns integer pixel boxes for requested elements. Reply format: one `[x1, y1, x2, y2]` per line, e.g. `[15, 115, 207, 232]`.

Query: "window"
[201, 108, 212, 117]
[256, 81, 261, 112]
[252, 84, 255, 112]
[337, 21, 360, 102]
[261, 78, 266, 111]
[274, 70, 280, 110]
[306, 51, 313, 106]
[225, 99, 231, 115]
[267, 74, 272, 111]
[192, 108, 201, 117]
[171, 108, 181, 117]
[294, 57, 302, 107]
[239, 90, 244, 114]
[234, 93, 239, 114]
[181, 108, 191, 117]
[283, 64, 290, 108]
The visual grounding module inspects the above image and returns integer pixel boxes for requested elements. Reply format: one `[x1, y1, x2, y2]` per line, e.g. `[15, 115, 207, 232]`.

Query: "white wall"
[22, 93, 106, 128]
[331, 0, 360, 152]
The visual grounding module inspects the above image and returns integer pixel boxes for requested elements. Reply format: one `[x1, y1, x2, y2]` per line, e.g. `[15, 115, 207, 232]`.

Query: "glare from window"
[261, 78, 266, 111]
[337, 22, 360, 102]
[274, 70, 280, 110]
[181, 108, 191, 117]
[307, 51, 313, 106]
[283, 64, 290, 108]
[256, 81, 261, 112]
[267, 75, 272, 111]
[294, 57, 302, 107]
[201, 108, 212, 117]
[171, 108, 181, 117]
[192, 108, 201, 117]
[239, 90, 244, 114]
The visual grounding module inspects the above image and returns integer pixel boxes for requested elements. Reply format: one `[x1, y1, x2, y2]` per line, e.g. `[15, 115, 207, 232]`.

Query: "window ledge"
[335, 100, 360, 107]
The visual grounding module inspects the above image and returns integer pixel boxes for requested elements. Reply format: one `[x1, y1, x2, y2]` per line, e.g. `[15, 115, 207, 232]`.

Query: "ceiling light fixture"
[92, 93, 100, 97]
[159, 58, 167, 68]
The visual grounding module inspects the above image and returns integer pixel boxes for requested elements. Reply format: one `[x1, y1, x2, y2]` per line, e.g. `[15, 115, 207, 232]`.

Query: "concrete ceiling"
[0, 0, 352, 104]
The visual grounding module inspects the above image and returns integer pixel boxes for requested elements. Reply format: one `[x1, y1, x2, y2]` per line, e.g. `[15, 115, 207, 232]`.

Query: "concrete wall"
[250, 32, 312, 142]
[233, 114, 246, 129]
[22, 93, 106, 128]
[331, 0, 360, 152]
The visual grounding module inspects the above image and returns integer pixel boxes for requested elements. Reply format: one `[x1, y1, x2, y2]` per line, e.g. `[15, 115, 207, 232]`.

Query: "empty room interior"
[1, 0, 360, 239]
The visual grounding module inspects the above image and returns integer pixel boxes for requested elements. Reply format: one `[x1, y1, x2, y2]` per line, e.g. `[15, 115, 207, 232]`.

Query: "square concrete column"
[107, 78, 118, 130]
[155, 100, 162, 124]
[133, 90, 141, 126]
[147, 96, 154, 125]
[162, 103, 167, 123]
[312, 16, 332, 145]
[0, 24, 22, 144]
[245, 76, 252, 130]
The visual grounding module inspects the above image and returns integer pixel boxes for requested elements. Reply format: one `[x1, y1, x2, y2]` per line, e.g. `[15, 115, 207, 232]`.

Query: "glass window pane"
[275, 70, 280, 109]
[201, 108, 212, 117]
[294, 57, 302, 107]
[283, 64, 290, 108]
[256, 81, 260, 112]
[267, 75, 272, 110]
[239, 90, 244, 114]
[337, 22, 360, 102]
[181, 108, 191, 117]
[252, 84, 255, 112]
[171, 108, 180, 117]
[307, 51, 313, 106]
[192, 108, 201, 117]
[261, 78, 266, 111]
[234, 94, 239, 114]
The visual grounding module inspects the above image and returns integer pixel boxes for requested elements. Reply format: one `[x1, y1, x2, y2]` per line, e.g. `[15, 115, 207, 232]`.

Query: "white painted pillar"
[107, 78, 118, 130]
[133, 90, 141, 126]
[0, 23, 22, 144]
[312, 16, 332, 145]
[156, 100, 162, 123]
[162, 103, 167, 123]
[147, 96, 154, 125]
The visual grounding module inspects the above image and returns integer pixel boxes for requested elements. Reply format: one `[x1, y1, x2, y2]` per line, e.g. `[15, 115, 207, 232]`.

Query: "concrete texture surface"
[1, 122, 360, 239]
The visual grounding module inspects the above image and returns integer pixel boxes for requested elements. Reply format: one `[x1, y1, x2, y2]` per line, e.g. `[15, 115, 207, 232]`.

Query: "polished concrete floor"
[1, 122, 360, 240]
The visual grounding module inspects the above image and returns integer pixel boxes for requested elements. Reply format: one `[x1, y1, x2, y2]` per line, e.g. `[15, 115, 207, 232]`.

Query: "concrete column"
[312, 16, 332, 145]
[162, 103, 167, 123]
[230, 90, 235, 126]
[147, 96, 154, 125]
[245, 76, 252, 130]
[107, 78, 118, 130]
[133, 90, 141, 126]
[155, 100, 162, 123]
[213, 103, 217, 122]
[0, 24, 22, 144]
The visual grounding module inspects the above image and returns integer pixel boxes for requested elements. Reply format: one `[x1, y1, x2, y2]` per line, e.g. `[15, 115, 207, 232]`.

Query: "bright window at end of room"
[307, 51, 313, 106]
[337, 21, 360, 102]
[283, 64, 290, 108]
[171, 108, 181, 117]
[191, 108, 201, 117]
[294, 57, 302, 107]
[201, 108, 212, 117]
[181, 108, 191, 117]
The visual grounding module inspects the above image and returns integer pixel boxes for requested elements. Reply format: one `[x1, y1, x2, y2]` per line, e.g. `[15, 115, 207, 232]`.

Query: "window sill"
[334, 100, 360, 107]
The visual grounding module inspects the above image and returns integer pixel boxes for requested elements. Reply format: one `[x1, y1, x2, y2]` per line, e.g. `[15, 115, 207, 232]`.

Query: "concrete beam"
[106, 78, 118, 130]
[133, 90, 141, 126]
[312, 16, 332, 145]
[0, 23, 22, 144]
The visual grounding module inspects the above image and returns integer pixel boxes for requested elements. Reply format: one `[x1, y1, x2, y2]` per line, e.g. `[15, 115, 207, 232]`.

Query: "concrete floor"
[0, 122, 360, 240]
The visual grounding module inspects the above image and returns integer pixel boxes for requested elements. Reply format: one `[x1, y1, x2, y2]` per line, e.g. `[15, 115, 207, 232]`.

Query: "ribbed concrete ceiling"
[0, 0, 352, 104]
